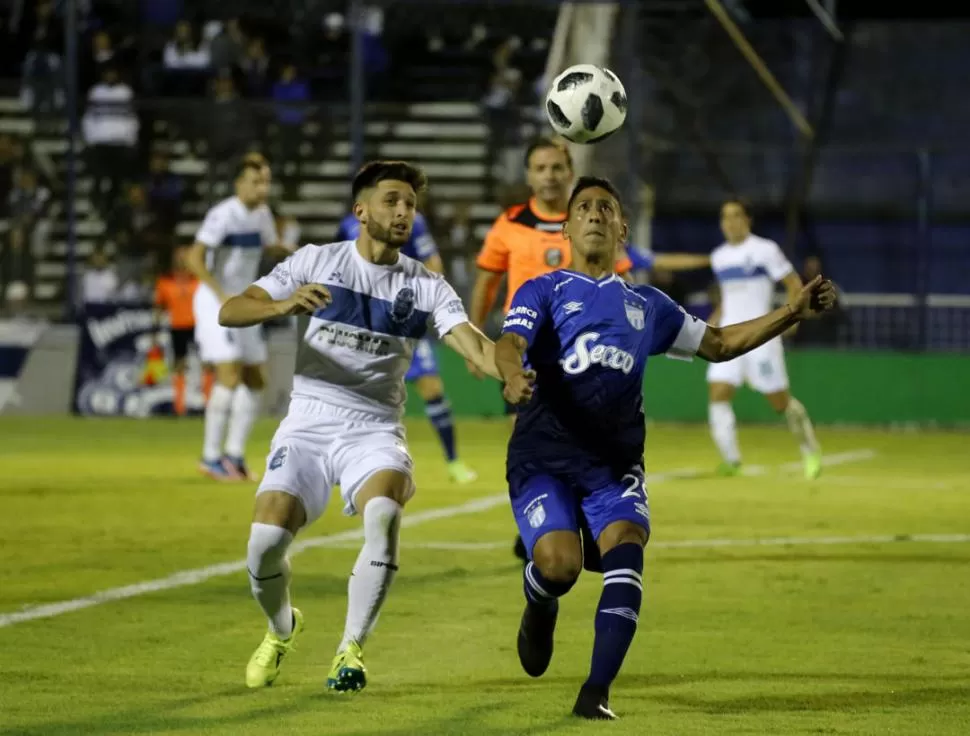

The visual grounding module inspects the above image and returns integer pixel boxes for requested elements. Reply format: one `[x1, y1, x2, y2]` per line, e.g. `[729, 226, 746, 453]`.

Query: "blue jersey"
[335, 213, 438, 263]
[625, 245, 654, 271]
[503, 270, 706, 483]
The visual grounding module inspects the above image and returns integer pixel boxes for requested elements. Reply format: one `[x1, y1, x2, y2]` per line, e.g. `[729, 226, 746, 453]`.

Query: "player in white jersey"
[707, 199, 822, 479]
[185, 154, 292, 481]
[219, 161, 501, 693]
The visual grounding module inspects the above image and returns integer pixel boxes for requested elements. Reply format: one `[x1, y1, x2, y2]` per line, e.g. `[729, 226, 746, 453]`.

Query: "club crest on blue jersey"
[391, 287, 416, 323]
[624, 301, 645, 330]
[269, 446, 288, 470]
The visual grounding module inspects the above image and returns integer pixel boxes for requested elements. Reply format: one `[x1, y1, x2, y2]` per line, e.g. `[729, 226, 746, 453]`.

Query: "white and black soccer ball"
[545, 64, 628, 144]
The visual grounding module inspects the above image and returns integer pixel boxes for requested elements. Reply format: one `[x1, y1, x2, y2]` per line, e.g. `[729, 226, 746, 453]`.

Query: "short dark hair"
[524, 136, 573, 170]
[352, 160, 428, 201]
[235, 153, 268, 180]
[567, 176, 624, 214]
[722, 197, 753, 218]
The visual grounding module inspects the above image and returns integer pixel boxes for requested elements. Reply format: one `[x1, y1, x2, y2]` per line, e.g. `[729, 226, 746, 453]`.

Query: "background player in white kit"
[186, 154, 291, 481]
[218, 161, 501, 693]
[707, 199, 823, 479]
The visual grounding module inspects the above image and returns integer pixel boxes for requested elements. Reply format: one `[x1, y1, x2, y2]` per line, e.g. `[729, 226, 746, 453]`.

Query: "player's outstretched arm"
[653, 253, 711, 271]
[697, 276, 837, 363]
[495, 333, 535, 406]
[219, 284, 331, 327]
[441, 322, 502, 381]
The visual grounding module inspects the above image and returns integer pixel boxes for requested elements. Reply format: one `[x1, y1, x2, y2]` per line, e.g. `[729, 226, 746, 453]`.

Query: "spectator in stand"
[20, 35, 64, 134]
[239, 37, 270, 98]
[482, 38, 524, 199]
[82, 65, 139, 219]
[163, 20, 211, 95]
[209, 17, 246, 74]
[80, 30, 115, 92]
[145, 150, 184, 234]
[107, 183, 166, 297]
[206, 74, 256, 188]
[0, 135, 18, 205]
[3, 167, 51, 310]
[271, 63, 309, 196]
[79, 241, 120, 306]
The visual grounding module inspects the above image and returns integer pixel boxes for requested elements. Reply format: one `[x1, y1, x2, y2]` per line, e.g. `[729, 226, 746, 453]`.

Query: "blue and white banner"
[72, 302, 205, 417]
[0, 319, 48, 413]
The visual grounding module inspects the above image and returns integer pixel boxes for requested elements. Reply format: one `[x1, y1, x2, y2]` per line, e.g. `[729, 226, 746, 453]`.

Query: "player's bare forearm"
[495, 332, 527, 381]
[471, 268, 502, 328]
[442, 323, 501, 380]
[653, 253, 711, 271]
[185, 243, 225, 299]
[699, 304, 799, 362]
[781, 272, 804, 337]
[219, 286, 285, 327]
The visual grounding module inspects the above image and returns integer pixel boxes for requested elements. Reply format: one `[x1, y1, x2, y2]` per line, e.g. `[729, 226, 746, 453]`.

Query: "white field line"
[0, 449, 876, 629]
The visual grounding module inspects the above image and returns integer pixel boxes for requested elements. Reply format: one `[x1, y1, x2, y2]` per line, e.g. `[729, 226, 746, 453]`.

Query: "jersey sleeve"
[411, 214, 439, 261]
[252, 246, 313, 300]
[476, 215, 510, 273]
[626, 245, 655, 271]
[427, 276, 470, 338]
[260, 208, 279, 248]
[763, 239, 795, 281]
[501, 277, 550, 346]
[195, 205, 228, 248]
[637, 285, 707, 361]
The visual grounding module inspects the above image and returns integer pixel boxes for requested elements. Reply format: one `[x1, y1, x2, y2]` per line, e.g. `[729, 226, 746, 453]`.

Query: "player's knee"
[532, 544, 583, 586]
[598, 521, 650, 554]
[767, 390, 792, 414]
[253, 490, 305, 533]
[247, 522, 292, 574]
[242, 365, 266, 391]
[416, 376, 443, 400]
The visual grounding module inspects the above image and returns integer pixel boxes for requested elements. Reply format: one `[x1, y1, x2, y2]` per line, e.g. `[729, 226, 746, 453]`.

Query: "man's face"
[354, 180, 417, 247]
[235, 165, 271, 206]
[720, 202, 751, 243]
[526, 146, 572, 207]
[563, 186, 628, 261]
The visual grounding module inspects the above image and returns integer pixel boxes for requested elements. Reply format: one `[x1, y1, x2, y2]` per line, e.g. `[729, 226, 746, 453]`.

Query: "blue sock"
[425, 395, 457, 462]
[523, 561, 576, 610]
[585, 543, 644, 689]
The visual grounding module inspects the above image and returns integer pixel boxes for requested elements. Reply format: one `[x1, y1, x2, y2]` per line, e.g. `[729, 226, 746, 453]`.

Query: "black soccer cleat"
[513, 535, 528, 564]
[572, 684, 618, 720]
[517, 599, 558, 678]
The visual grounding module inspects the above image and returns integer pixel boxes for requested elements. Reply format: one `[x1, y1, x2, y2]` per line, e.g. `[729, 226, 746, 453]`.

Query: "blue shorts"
[405, 339, 439, 382]
[509, 466, 650, 559]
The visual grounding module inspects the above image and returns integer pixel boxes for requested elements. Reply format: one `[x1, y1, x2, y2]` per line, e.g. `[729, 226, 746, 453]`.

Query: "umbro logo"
[329, 271, 343, 282]
[563, 301, 583, 315]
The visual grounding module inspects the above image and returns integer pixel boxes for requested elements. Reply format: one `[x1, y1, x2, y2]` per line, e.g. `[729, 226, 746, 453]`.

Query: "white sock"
[339, 496, 402, 651]
[709, 401, 741, 464]
[203, 384, 234, 462]
[225, 385, 261, 458]
[247, 522, 295, 638]
[785, 397, 820, 456]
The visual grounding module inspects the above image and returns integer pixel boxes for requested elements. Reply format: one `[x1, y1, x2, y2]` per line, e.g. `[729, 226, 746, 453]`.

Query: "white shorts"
[193, 285, 267, 365]
[706, 337, 790, 394]
[256, 399, 415, 525]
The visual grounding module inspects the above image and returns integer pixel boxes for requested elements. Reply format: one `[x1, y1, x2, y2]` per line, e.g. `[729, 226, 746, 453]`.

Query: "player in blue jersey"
[495, 177, 836, 720]
[335, 210, 477, 484]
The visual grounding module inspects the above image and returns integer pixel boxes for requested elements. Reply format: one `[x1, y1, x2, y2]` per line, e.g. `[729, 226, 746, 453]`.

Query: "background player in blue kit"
[336, 211, 477, 483]
[495, 177, 837, 720]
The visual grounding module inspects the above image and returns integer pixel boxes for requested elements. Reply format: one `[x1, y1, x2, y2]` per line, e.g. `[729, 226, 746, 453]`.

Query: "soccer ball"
[545, 64, 628, 144]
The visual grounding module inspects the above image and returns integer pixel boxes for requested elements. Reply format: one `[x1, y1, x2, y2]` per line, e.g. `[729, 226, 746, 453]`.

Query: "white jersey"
[253, 240, 469, 419]
[711, 234, 794, 325]
[195, 196, 278, 296]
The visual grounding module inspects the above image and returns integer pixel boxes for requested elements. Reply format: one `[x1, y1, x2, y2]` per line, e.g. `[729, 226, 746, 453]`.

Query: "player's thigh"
[240, 361, 267, 391]
[256, 427, 335, 531]
[707, 358, 742, 401]
[171, 328, 191, 367]
[582, 467, 651, 552]
[334, 423, 415, 515]
[238, 325, 268, 370]
[509, 471, 581, 563]
[743, 339, 790, 396]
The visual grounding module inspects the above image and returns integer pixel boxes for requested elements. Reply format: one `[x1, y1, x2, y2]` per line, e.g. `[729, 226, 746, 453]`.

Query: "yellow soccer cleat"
[447, 460, 478, 485]
[326, 640, 367, 693]
[804, 451, 823, 480]
[245, 607, 304, 688]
